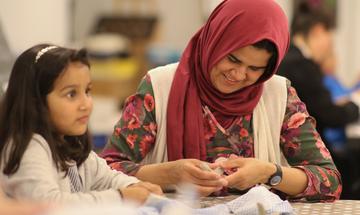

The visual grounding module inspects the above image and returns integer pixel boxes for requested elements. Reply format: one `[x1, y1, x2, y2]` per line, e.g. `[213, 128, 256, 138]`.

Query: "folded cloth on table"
[141, 186, 294, 215]
[192, 186, 294, 215]
[226, 186, 293, 214]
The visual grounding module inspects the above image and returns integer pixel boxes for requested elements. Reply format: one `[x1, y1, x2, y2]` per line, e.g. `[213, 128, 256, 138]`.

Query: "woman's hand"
[220, 155, 275, 190]
[120, 181, 163, 204]
[169, 159, 228, 196]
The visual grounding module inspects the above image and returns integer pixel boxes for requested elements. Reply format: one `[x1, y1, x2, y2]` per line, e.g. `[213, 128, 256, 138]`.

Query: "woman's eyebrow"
[249, 65, 267, 70]
[229, 53, 267, 69]
[228, 53, 241, 63]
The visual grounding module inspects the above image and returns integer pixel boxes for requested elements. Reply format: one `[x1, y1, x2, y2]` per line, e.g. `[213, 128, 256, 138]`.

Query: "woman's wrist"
[159, 161, 178, 185]
[262, 163, 277, 184]
[135, 162, 176, 187]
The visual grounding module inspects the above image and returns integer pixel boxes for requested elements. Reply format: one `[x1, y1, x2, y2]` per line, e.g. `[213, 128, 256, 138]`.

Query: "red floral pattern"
[101, 74, 341, 202]
[144, 93, 155, 112]
[288, 112, 307, 129]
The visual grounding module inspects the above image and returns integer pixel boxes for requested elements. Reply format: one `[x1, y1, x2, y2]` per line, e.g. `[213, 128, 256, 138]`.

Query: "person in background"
[321, 49, 356, 152]
[102, 0, 341, 202]
[277, 3, 359, 199]
[0, 44, 162, 204]
[321, 50, 360, 103]
[321, 48, 360, 199]
[278, 4, 359, 141]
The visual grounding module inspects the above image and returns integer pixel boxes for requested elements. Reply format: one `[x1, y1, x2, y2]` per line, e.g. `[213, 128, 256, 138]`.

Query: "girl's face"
[47, 62, 92, 136]
[210, 45, 271, 94]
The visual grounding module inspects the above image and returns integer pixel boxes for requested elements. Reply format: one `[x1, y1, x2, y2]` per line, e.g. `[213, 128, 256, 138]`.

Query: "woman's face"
[210, 45, 272, 94]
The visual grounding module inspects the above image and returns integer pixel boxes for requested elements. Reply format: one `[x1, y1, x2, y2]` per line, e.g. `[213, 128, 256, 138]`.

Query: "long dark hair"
[0, 44, 92, 175]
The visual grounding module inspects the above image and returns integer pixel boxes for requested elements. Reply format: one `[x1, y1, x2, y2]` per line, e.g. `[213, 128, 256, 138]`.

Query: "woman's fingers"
[186, 175, 227, 187]
[173, 158, 268, 194]
[183, 161, 228, 187]
[195, 184, 223, 197]
[222, 158, 271, 190]
[186, 162, 220, 180]
[225, 173, 248, 189]
[171, 159, 230, 195]
[220, 157, 245, 169]
[207, 162, 220, 169]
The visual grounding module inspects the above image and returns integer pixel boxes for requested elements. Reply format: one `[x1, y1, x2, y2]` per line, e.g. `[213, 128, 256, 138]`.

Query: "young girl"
[0, 44, 162, 204]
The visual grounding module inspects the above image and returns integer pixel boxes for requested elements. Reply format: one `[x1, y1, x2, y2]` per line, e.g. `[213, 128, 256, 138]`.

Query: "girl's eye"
[66, 90, 76, 98]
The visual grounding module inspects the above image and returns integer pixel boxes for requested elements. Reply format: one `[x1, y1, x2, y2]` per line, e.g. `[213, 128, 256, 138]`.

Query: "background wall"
[0, 0, 70, 55]
[154, 0, 203, 51]
[70, 0, 113, 43]
[336, 1, 360, 86]
[276, 0, 293, 21]
[71, 0, 203, 52]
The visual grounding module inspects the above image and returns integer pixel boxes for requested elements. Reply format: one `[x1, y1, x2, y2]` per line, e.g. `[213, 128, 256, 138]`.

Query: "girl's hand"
[220, 156, 275, 190]
[169, 159, 228, 196]
[0, 197, 47, 215]
[120, 181, 163, 204]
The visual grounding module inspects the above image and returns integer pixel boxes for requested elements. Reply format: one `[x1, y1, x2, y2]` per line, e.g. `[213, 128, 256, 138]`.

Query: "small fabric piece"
[139, 186, 294, 215]
[226, 186, 294, 215]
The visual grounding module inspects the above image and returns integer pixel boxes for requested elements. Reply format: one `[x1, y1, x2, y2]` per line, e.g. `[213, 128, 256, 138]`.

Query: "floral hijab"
[167, 0, 290, 161]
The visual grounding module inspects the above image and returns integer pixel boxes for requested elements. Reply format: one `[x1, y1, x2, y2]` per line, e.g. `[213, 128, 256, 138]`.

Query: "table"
[198, 195, 360, 215]
[292, 200, 360, 215]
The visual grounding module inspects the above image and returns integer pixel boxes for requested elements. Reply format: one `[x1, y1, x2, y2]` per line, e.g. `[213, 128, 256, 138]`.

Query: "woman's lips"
[223, 73, 238, 85]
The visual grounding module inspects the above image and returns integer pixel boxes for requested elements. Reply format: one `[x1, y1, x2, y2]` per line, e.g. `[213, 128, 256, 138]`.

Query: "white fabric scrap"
[226, 186, 294, 215]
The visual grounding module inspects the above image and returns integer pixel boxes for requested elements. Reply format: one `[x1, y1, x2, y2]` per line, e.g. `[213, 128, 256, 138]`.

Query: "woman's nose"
[232, 66, 247, 81]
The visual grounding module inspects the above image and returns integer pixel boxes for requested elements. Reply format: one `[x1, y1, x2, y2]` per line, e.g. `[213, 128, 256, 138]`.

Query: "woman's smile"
[210, 45, 271, 94]
[223, 72, 239, 85]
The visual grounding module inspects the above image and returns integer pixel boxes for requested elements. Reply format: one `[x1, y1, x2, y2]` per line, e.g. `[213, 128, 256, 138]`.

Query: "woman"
[102, 0, 341, 201]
